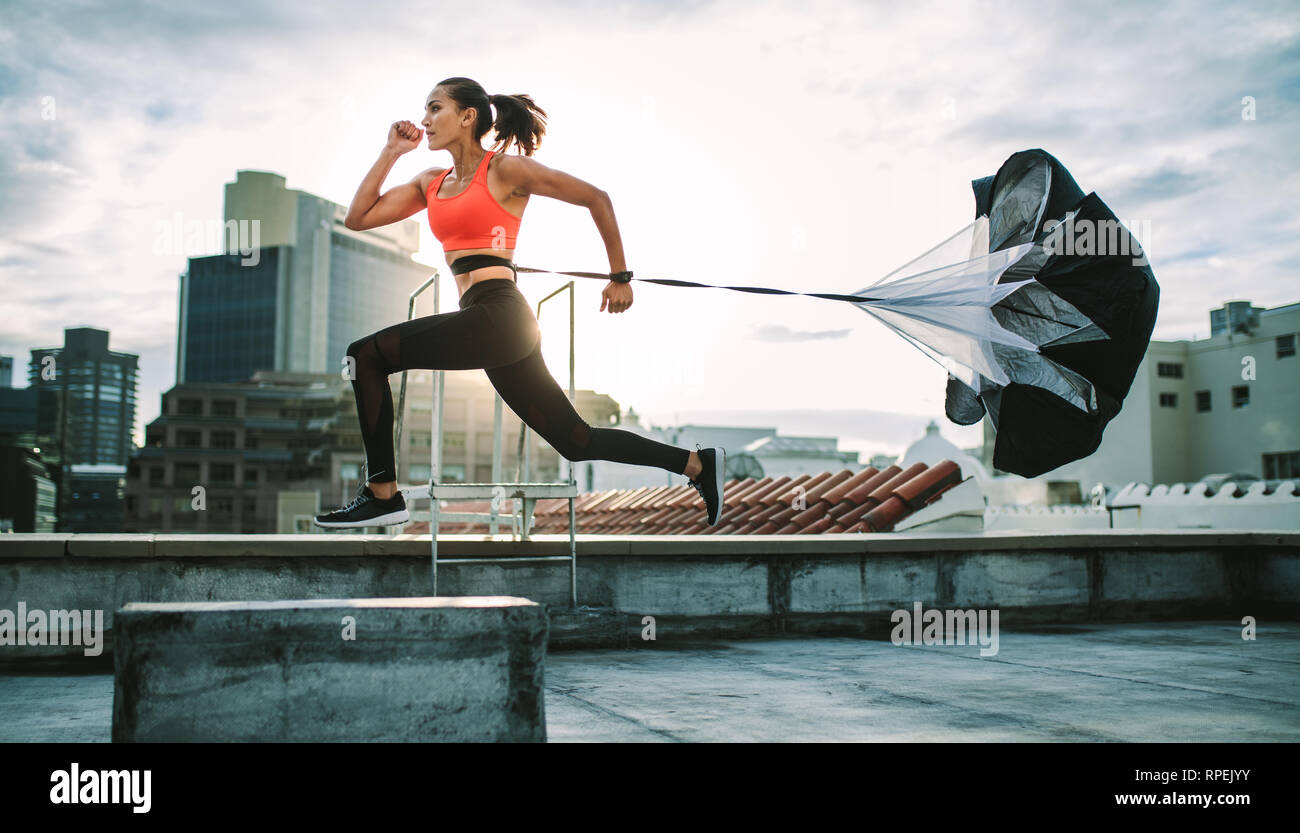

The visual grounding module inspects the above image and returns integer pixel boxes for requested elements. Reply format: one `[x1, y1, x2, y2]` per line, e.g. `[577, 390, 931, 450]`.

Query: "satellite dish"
[726, 452, 764, 481]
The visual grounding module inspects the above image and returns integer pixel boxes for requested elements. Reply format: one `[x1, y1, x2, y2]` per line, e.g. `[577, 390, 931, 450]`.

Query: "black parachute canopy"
[850, 149, 1159, 478]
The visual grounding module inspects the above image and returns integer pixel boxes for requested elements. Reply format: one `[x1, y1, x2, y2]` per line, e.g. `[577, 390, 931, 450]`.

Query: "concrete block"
[111, 596, 548, 742]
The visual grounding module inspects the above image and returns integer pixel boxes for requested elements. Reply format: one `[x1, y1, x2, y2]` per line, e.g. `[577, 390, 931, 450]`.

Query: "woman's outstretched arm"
[500, 155, 633, 314]
[344, 120, 437, 231]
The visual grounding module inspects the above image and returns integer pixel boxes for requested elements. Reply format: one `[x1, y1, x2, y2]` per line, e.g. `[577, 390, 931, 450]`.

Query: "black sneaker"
[314, 482, 409, 528]
[687, 445, 726, 526]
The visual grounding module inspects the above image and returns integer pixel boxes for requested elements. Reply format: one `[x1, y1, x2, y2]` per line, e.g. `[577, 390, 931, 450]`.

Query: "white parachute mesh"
[848, 215, 1106, 413]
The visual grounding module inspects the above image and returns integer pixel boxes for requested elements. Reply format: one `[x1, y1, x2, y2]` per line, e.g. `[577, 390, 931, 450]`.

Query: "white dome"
[902, 421, 991, 488]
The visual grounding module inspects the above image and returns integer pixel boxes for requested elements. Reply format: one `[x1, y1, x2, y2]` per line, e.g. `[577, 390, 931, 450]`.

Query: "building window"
[1158, 392, 1177, 408]
[149, 466, 165, 483]
[176, 429, 202, 448]
[212, 399, 237, 416]
[1232, 385, 1250, 408]
[243, 468, 258, 485]
[174, 462, 200, 484]
[210, 430, 236, 448]
[1263, 451, 1300, 479]
[1278, 334, 1297, 359]
[242, 496, 258, 516]
[177, 398, 203, 415]
[210, 463, 235, 484]
[1156, 362, 1184, 378]
[1195, 390, 1211, 412]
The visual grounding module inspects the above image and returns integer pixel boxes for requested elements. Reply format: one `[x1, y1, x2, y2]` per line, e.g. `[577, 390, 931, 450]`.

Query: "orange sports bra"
[426, 149, 523, 252]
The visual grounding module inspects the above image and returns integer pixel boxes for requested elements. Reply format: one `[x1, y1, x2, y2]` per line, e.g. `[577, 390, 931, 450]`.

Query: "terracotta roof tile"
[895, 460, 962, 509]
[734, 503, 788, 533]
[844, 465, 902, 505]
[822, 466, 880, 505]
[740, 476, 786, 505]
[432, 461, 967, 536]
[866, 463, 928, 504]
[834, 500, 876, 528]
[797, 516, 838, 535]
[864, 495, 909, 532]
[724, 477, 769, 505]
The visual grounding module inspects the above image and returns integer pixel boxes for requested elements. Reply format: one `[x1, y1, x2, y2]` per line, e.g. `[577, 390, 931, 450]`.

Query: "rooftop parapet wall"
[1, 531, 1295, 663]
[1111, 480, 1299, 529]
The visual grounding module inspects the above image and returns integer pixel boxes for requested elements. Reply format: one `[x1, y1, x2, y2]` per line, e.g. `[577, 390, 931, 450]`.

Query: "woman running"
[314, 76, 725, 529]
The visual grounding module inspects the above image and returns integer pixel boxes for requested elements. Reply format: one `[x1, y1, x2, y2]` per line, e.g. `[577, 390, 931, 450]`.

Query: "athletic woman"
[314, 76, 726, 529]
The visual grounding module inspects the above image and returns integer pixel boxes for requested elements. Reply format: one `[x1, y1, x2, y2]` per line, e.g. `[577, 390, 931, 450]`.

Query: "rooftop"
[4, 622, 1296, 742]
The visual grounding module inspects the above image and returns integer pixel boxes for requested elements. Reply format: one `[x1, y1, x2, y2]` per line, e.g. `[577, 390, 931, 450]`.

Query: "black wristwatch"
[609, 270, 633, 284]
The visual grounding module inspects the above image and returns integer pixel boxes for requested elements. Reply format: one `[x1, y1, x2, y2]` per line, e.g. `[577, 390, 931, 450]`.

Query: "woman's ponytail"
[488, 92, 548, 156]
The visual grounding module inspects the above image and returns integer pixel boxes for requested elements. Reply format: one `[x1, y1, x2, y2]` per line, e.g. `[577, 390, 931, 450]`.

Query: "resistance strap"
[513, 265, 881, 304]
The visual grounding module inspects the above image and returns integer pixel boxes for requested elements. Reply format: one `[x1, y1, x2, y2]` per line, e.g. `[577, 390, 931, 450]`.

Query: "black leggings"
[346, 268, 690, 484]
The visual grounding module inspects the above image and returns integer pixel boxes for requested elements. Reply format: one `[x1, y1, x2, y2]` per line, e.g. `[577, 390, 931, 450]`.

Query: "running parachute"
[517, 148, 1159, 478]
[851, 148, 1159, 477]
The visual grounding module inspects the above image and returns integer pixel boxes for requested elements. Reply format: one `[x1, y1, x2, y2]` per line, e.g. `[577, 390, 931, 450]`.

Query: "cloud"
[1107, 159, 1220, 205]
[751, 323, 851, 342]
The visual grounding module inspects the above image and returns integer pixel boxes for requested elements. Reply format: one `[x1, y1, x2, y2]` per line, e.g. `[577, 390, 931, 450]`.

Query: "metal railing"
[393, 269, 579, 605]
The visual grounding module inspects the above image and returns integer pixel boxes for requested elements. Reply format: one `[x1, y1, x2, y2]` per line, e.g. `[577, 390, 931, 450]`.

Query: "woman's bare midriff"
[446, 249, 517, 296]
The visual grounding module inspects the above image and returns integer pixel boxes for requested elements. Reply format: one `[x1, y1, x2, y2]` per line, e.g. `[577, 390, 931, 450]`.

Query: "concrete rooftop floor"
[2, 621, 1297, 742]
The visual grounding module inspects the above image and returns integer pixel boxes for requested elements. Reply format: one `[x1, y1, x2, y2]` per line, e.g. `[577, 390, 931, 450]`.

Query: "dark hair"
[435, 76, 548, 156]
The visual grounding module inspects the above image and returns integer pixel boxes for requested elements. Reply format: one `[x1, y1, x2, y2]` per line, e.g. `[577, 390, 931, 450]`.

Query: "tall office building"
[177, 170, 432, 383]
[0, 381, 57, 533]
[28, 327, 139, 531]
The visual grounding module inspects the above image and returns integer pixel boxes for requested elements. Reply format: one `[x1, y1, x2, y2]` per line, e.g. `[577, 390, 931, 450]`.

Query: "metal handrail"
[391, 270, 580, 604]
[394, 272, 439, 463]
[517, 281, 576, 489]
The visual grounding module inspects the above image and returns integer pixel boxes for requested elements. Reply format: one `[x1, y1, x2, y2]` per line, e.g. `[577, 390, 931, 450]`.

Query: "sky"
[1, 0, 1297, 460]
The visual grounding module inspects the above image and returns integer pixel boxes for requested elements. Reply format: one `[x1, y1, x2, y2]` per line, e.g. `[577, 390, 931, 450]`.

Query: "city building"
[124, 368, 640, 533]
[0, 444, 57, 533]
[575, 417, 865, 492]
[177, 170, 432, 384]
[982, 299, 1300, 496]
[0, 363, 56, 532]
[25, 327, 138, 532]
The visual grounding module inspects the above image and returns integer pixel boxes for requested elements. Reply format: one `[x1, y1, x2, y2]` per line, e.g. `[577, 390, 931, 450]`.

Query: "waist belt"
[450, 254, 517, 280]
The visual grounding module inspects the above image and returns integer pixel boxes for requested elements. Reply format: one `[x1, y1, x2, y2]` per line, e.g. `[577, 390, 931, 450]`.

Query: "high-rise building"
[27, 327, 139, 531]
[176, 170, 432, 384]
[0, 385, 57, 532]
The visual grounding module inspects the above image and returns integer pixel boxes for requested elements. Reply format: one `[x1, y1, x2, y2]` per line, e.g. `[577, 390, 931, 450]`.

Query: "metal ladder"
[392, 270, 579, 606]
